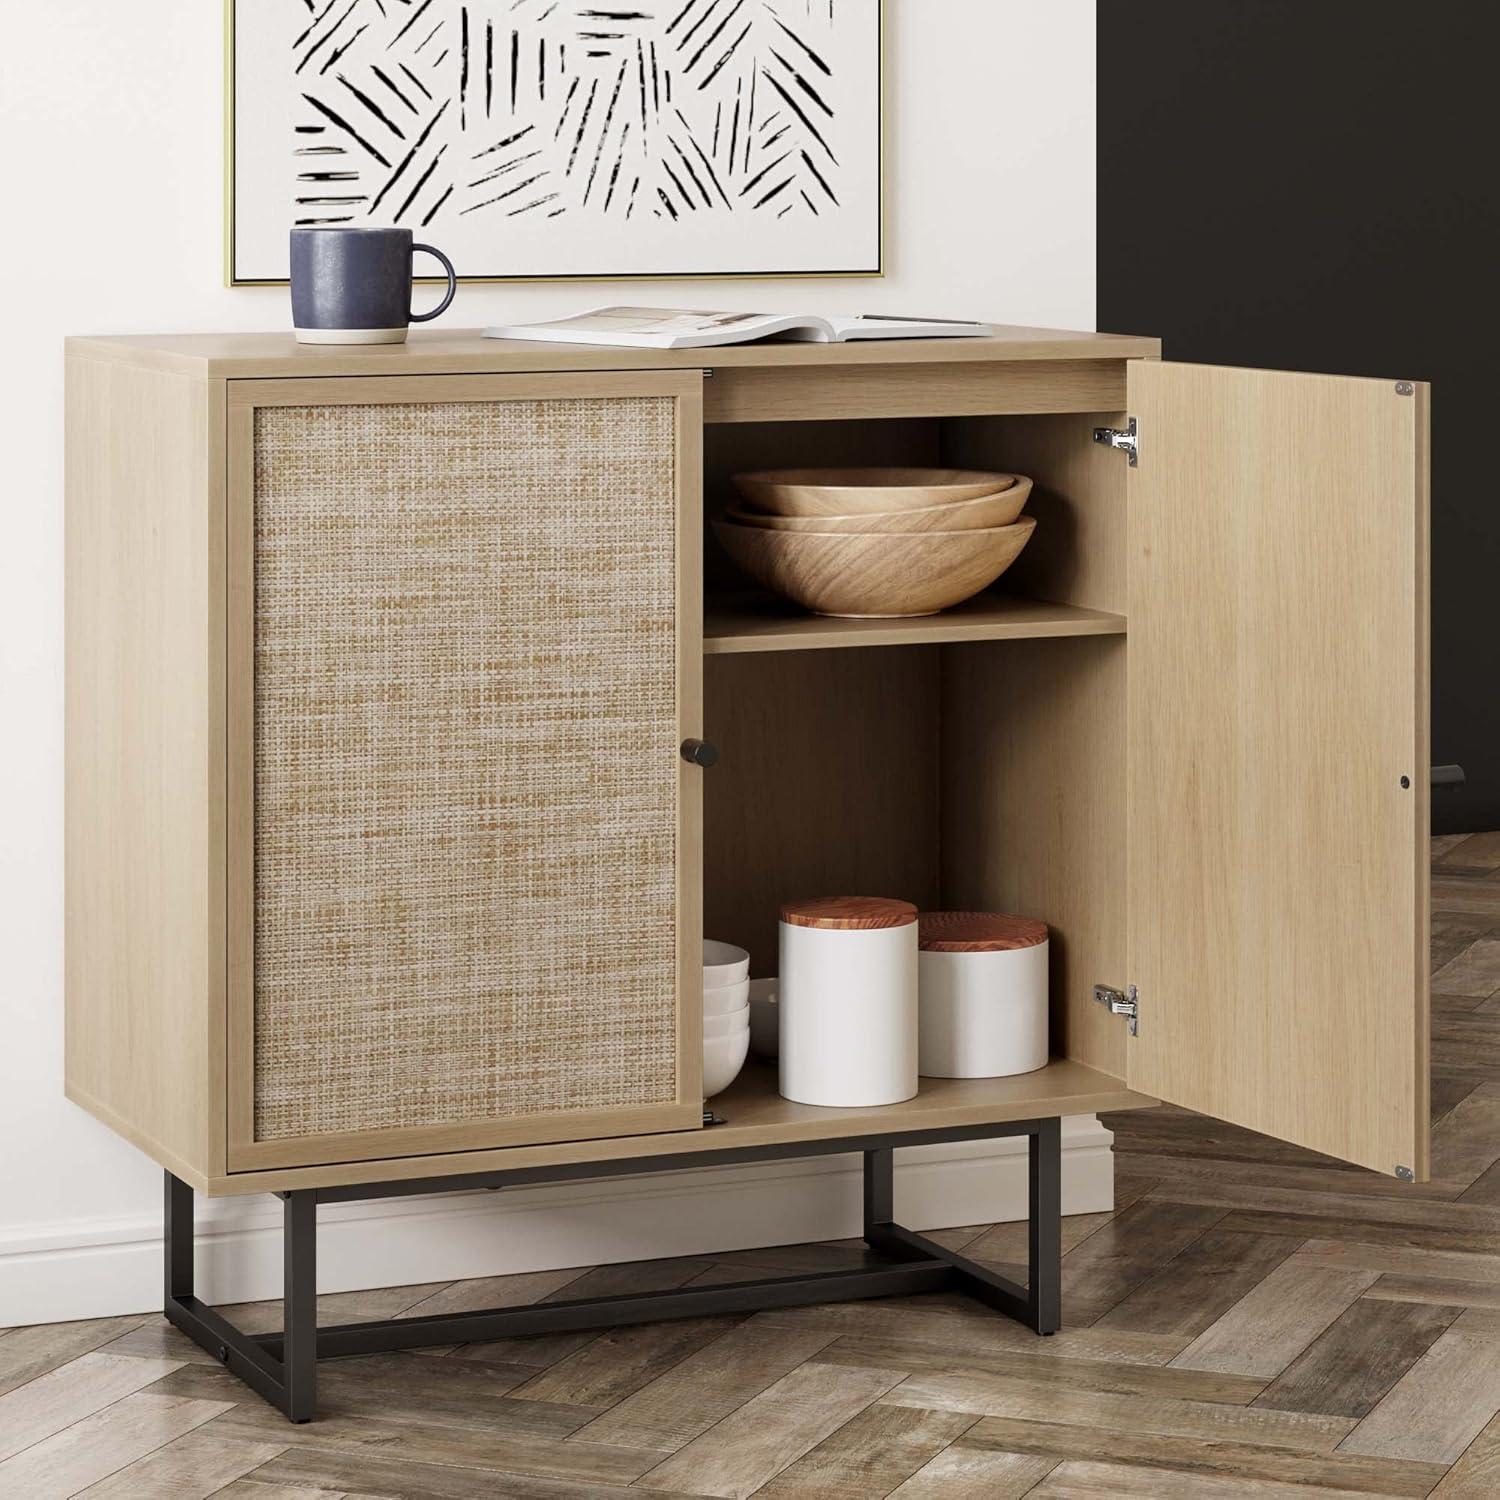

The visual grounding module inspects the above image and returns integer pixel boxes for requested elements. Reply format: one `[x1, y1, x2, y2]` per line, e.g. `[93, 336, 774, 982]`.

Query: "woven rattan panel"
[253, 397, 679, 1141]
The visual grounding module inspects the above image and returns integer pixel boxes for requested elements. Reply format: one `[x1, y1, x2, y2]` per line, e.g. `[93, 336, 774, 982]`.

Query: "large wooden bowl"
[714, 516, 1038, 618]
[725, 477, 1031, 535]
[732, 468, 1018, 518]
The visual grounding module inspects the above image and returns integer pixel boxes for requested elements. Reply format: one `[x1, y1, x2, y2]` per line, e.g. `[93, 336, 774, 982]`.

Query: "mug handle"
[410, 243, 457, 323]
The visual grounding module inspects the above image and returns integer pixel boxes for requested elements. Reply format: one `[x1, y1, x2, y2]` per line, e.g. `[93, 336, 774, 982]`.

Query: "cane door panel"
[1125, 360, 1429, 1179]
[226, 372, 703, 1171]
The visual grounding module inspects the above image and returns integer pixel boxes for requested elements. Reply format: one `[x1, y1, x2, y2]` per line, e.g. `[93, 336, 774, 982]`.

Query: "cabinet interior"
[702, 411, 1130, 1082]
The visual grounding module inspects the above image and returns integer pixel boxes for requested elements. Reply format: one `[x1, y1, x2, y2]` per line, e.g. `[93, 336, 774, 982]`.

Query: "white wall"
[0, 0, 1097, 1324]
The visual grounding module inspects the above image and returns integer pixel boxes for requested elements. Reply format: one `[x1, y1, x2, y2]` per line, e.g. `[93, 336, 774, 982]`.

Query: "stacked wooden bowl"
[716, 469, 1036, 618]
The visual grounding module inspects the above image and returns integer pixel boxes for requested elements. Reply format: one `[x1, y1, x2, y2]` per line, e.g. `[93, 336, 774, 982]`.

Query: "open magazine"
[484, 306, 994, 349]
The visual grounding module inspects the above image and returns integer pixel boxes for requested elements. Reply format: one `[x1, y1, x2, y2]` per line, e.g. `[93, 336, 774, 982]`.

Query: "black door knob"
[680, 738, 719, 767]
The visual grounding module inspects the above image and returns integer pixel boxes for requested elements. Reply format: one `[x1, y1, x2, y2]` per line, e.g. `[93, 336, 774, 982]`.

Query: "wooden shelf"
[218, 1059, 1155, 1195]
[704, 592, 1127, 655]
[701, 1059, 1154, 1141]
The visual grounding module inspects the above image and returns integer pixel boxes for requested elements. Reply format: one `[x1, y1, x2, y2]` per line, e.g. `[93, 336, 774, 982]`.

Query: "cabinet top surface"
[65, 323, 1160, 379]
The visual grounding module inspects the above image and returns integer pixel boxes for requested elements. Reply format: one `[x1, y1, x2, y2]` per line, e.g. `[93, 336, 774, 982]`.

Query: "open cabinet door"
[1125, 361, 1429, 1179]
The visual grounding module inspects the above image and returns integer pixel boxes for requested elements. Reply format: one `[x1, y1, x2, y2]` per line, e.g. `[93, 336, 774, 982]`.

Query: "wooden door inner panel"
[1125, 360, 1428, 1178]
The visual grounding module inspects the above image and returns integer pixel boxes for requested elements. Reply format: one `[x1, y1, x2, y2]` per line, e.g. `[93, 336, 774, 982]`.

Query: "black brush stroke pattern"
[395, 142, 449, 217]
[388, 0, 437, 48]
[469, 147, 542, 189]
[421, 181, 455, 223]
[319, 24, 369, 76]
[459, 6, 469, 127]
[473, 123, 535, 158]
[770, 11, 831, 75]
[368, 98, 450, 210]
[398, 60, 432, 98]
[683, 0, 745, 75]
[758, 63, 836, 162]
[283, 0, 858, 232]
[294, 0, 342, 52]
[769, 46, 831, 115]
[296, 0, 361, 73]
[336, 73, 406, 136]
[301, 93, 394, 166]
[485, 21, 494, 116]
[371, 64, 419, 112]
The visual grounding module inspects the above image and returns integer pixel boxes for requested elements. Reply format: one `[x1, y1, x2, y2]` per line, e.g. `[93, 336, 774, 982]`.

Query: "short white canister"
[917, 912, 1049, 1078]
[778, 897, 918, 1107]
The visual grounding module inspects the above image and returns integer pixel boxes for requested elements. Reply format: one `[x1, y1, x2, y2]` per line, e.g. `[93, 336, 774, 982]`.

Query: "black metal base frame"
[164, 1116, 1062, 1422]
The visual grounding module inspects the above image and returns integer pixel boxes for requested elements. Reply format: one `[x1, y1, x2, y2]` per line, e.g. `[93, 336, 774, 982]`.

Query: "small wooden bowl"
[714, 516, 1038, 618]
[732, 468, 1018, 518]
[726, 477, 1031, 535]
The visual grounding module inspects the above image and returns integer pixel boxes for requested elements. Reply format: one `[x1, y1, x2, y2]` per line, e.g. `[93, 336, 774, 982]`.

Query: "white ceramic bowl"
[704, 1004, 750, 1039]
[704, 977, 751, 1015]
[703, 1027, 751, 1098]
[703, 940, 750, 987]
[748, 977, 779, 1060]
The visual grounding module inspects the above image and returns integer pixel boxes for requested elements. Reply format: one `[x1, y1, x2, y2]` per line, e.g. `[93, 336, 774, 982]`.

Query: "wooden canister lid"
[918, 911, 1048, 952]
[780, 897, 918, 931]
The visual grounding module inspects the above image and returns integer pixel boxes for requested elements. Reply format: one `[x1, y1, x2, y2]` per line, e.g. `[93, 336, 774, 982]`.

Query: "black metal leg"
[163, 1171, 317, 1423]
[1029, 1118, 1062, 1333]
[165, 1172, 193, 1305]
[863, 1148, 894, 1232]
[861, 1122, 1065, 1334]
[282, 1192, 318, 1422]
[164, 1118, 1069, 1422]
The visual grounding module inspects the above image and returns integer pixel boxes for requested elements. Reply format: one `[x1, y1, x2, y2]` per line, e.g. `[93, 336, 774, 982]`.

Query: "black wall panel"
[1098, 1, 1498, 834]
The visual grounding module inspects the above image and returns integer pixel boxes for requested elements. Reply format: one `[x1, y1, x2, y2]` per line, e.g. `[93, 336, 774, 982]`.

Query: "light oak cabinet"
[65, 329, 1429, 1195]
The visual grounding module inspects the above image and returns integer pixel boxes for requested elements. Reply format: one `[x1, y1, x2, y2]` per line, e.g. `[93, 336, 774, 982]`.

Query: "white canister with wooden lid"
[778, 897, 919, 1107]
[917, 912, 1049, 1078]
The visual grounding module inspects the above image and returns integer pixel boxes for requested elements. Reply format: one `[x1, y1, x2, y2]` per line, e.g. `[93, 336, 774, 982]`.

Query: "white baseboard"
[1, 1116, 1113, 1327]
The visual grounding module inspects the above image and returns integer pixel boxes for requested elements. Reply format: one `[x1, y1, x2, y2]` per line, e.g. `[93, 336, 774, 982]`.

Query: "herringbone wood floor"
[4, 835, 1500, 1498]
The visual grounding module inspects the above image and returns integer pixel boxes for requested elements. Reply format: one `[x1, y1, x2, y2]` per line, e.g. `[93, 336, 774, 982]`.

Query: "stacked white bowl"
[703, 940, 751, 1098]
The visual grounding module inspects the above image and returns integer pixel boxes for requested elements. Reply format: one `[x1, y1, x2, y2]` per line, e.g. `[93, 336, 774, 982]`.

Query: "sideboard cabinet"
[64, 327, 1427, 1414]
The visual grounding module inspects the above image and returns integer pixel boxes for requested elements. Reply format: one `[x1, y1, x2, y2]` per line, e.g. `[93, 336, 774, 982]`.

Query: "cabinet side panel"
[942, 412, 1127, 614]
[1413, 385, 1431, 1178]
[940, 636, 1128, 1077]
[64, 357, 222, 1184]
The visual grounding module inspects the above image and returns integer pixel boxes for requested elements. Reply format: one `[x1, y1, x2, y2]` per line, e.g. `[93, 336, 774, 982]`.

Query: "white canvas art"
[230, 0, 882, 282]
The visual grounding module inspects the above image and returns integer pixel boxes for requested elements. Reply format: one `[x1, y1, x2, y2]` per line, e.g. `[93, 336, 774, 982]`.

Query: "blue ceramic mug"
[290, 227, 457, 345]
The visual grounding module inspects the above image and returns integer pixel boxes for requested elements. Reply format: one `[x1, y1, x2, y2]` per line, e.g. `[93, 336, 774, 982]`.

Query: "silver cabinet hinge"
[1094, 983, 1139, 1036]
[1093, 416, 1139, 466]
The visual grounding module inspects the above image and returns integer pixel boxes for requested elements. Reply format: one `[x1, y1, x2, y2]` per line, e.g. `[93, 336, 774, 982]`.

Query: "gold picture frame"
[224, 0, 884, 287]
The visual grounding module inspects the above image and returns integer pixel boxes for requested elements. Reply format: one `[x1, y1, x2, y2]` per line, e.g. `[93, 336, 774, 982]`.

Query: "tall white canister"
[917, 912, 1049, 1078]
[778, 897, 918, 1107]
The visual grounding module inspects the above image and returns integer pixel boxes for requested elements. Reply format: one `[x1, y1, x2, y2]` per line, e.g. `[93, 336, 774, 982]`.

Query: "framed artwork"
[227, 0, 883, 284]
